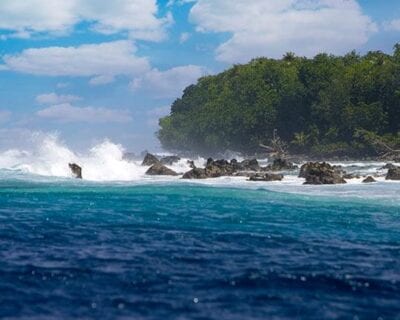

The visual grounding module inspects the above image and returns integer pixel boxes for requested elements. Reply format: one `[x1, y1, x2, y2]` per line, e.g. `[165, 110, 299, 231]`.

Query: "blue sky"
[0, 0, 399, 152]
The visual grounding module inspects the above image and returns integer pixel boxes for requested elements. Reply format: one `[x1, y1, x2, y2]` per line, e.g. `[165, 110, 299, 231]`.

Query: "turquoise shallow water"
[0, 176, 400, 319]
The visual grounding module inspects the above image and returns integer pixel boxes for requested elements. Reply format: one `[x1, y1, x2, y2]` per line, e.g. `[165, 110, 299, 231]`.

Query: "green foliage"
[158, 44, 400, 156]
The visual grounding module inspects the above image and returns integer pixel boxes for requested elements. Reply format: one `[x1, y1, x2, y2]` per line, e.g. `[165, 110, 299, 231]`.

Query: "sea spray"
[0, 134, 198, 181]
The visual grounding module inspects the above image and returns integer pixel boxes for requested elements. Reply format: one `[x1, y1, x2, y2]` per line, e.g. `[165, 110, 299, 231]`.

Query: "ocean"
[0, 137, 399, 319]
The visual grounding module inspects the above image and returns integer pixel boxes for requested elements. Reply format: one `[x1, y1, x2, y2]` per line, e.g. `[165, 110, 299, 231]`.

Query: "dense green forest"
[158, 45, 400, 157]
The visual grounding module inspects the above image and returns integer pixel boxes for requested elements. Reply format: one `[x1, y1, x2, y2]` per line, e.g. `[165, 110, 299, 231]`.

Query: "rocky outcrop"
[266, 158, 297, 171]
[160, 156, 181, 165]
[362, 176, 376, 183]
[187, 160, 196, 169]
[343, 173, 360, 179]
[204, 158, 236, 177]
[146, 163, 178, 176]
[183, 158, 242, 179]
[182, 168, 208, 179]
[142, 153, 160, 166]
[239, 159, 260, 171]
[381, 163, 398, 170]
[386, 168, 400, 180]
[299, 162, 346, 185]
[249, 173, 283, 182]
[69, 163, 82, 179]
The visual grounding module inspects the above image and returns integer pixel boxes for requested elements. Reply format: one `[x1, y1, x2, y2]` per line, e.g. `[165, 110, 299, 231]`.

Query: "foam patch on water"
[0, 133, 399, 203]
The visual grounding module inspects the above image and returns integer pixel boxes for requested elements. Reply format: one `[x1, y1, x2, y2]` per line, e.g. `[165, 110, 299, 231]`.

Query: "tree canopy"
[158, 45, 400, 157]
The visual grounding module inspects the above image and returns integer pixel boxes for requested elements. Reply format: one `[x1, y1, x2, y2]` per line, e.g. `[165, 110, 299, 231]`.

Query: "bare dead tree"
[370, 138, 400, 160]
[356, 129, 400, 160]
[259, 129, 288, 159]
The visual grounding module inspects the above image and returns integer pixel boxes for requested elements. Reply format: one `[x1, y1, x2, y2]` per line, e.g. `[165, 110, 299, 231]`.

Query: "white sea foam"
[0, 133, 399, 203]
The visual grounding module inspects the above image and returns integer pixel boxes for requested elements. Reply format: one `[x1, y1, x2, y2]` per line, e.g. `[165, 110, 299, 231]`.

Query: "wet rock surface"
[142, 153, 160, 166]
[300, 162, 346, 185]
[386, 167, 400, 180]
[146, 163, 178, 176]
[248, 173, 284, 182]
[182, 168, 208, 179]
[266, 158, 298, 171]
[69, 163, 82, 179]
[362, 176, 376, 183]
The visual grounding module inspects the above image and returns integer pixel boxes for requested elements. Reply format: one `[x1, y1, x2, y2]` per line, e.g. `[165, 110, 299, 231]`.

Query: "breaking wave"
[0, 134, 200, 181]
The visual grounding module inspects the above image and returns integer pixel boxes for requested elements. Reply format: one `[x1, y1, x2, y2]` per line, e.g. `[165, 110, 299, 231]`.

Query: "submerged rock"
[146, 163, 178, 176]
[267, 158, 298, 171]
[386, 168, 400, 180]
[248, 173, 283, 182]
[142, 153, 160, 166]
[182, 168, 208, 179]
[69, 163, 82, 179]
[160, 156, 181, 165]
[300, 162, 346, 185]
[362, 176, 376, 183]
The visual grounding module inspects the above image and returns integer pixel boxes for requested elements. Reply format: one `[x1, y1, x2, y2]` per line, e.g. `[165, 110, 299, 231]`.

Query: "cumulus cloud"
[37, 103, 132, 123]
[0, 0, 171, 41]
[89, 75, 116, 86]
[383, 19, 400, 32]
[179, 32, 191, 44]
[1, 41, 150, 82]
[131, 65, 206, 98]
[189, 0, 377, 63]
[36, 93, 81, 105]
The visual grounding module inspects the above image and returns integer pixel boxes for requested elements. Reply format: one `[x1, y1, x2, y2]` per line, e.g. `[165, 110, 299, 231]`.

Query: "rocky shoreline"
[69, 153, 400, 184]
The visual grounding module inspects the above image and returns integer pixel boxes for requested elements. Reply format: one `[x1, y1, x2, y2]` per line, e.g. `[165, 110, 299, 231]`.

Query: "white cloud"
[1, 41, 150, 81]
[89, 75, 116, 86]
[179, 32, 191, 44]
[36, 93, 81, 105]
[132, 65, 206, 98]
[56, 82, 70, 89]
[37, 103, 132, 123]
[189, 0, 377, 63]
[167, 0, 196, 7]
[0, 0, 171, 41]
[383, 19, 400, 32]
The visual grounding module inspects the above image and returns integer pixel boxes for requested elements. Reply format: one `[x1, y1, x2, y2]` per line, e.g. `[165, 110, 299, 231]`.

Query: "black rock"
[362, 176, 376, 183]
[343, 173, 360, 179]
[386, 168, 400, 180]
[381, 163, 398, 170]
[69, 163, 82, 179]
[240, 159, 260, 171]
[187, 160, 196, 169]
[205, 159, 235, 177]
[142, 153, 160, 166]
[300, 162, 346, 185]
[146, 163, 178, 176]
[182, 168, 208, 179]
[249, 173, 283, 182]
[267, 158, 297, 171]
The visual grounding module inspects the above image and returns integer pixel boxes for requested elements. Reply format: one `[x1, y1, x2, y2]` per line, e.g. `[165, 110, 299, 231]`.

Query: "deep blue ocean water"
[1, 178, 399, 320]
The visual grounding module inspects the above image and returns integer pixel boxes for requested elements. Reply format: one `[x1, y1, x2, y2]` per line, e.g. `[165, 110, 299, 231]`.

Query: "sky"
[0, 0, 399, 153]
